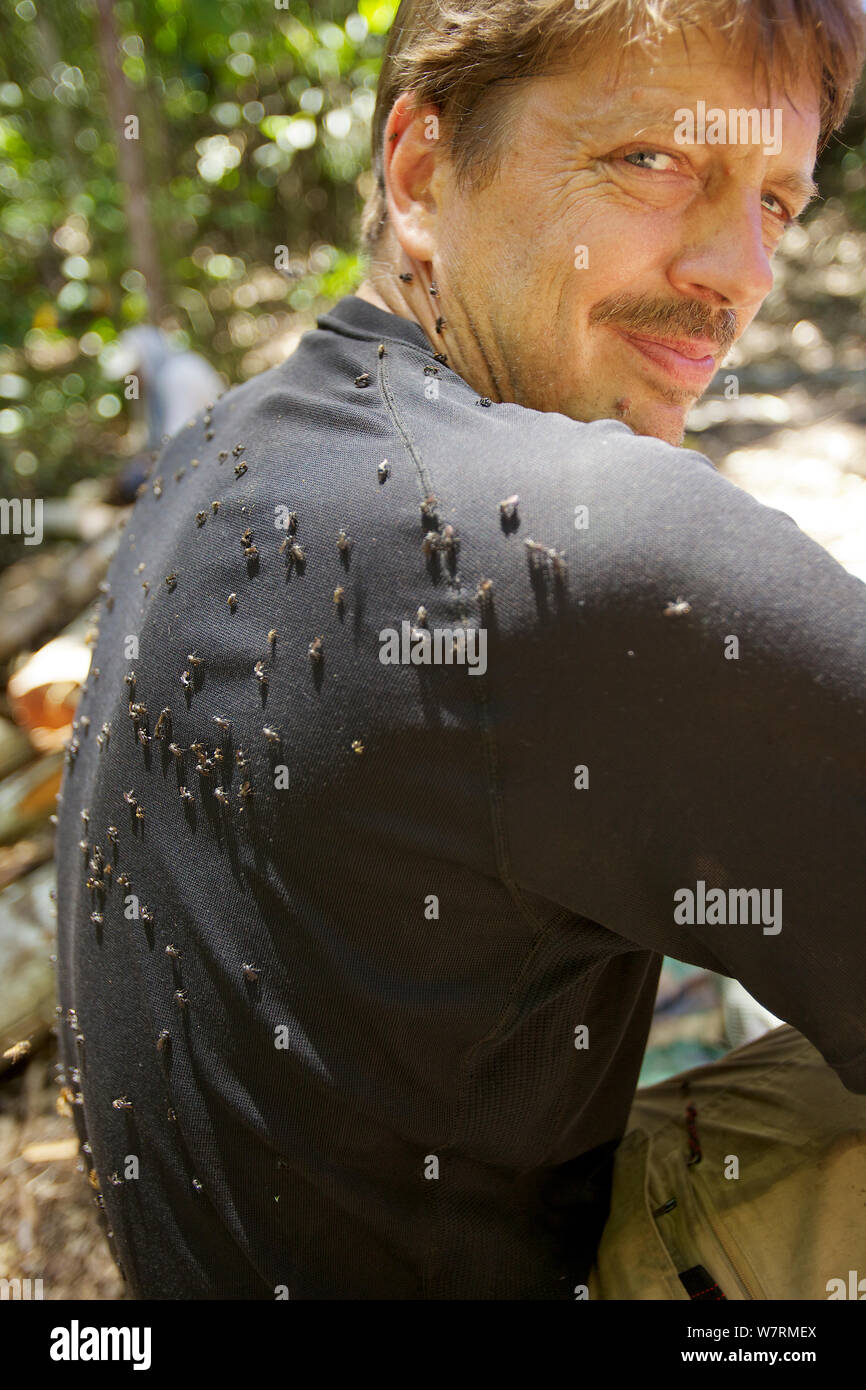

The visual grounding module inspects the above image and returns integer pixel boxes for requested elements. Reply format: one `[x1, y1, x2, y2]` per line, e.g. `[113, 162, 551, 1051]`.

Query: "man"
[56, 0, 866, 1299]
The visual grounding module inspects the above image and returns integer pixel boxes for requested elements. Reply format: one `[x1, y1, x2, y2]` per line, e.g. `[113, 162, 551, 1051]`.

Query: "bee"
[432, 352, 448, 365]
[112, 1096, 133, 1110]
[195, 760, 213, 778]
[242, 963, 259, 982]
[377, 460, 390, 483]
[124, 671, 136, 691]
[190, 741, 205, 756]
[116, 873, 130, 887]
[234, 461, 248, 478]
[80, 808, 90, 827]
[420, 494, 438, 520]
[268, 628, 277, 651]
[227, 593, 237, 611]
[253, 660, 267, 686]
[238, 780, 253, 800]
[214, 786, 230, 804]
[135, 805, 145, 821]
[165, 573, 177, 591]
[308, 636, 323, 663]
[429, 280, 439, 297]
[179, 786, 194, 802]
[107, 1172, 123, 1187]
[476, 578, 493, 604]
[169, 742, 184, 759]
[174, 468, 185, 483]
[153, 478, 163, 498]
[398, 271, 414, 283]
[422, 530, 439, 558]
[174, 989, 188, 1009]
[333, 586, 345, 607]
[241, 528, 254, 547]
[123, 790, 137, 806]
[244, 543, 258, 560]
[499, 494, 519, 518]
[435, 316, 446, 333]
[190, 457, 200, 468]
[213, 716, 231, 732]
[180, 669, 192, 689]
[423, 364, 440, 376]
[156, 1029, 171, 1051]
[415, 606, 428, 627]
[79, 839, 89, 855]
[204, 430, 214, 440]
[336, 529, 352, 553]
[140, 904, 153, 922]
[285, 511, 298, 534]
[100, 721, 111, 743]
[262, 726, 281, 744]
[218, 450, 228, 462]
[137, 727, 150, 747]
[154, 708, 171, 739]
[232, 443, 245, 456]
[351, 739, 364, 755]
[141, 580, 150, 595]
[195, 510, 207, 527]
[354, 372, 371, 388]
[378, 342, 385, 358]
[211, 500, 220, 514]
[79, 715, 90, 732]
[128, 701, 147, 721]
[165, 944, 181, 959]
[235, 748, 249, 767]
[192, 1178, 203, 1193]
[103, 864, 112, 879]
[85, 878, 101, 892]
[187, 652, 203, 668]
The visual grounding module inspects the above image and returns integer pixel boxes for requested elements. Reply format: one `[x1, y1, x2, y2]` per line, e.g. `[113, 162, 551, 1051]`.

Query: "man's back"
[55, 296, 866, 1299]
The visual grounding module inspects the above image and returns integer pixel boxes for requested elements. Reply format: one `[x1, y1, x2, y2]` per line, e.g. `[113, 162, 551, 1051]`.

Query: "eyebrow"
[622, 109, 820, 208]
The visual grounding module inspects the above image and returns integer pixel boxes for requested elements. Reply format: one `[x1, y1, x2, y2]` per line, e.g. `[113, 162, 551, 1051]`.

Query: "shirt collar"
[316, 294, 433, 353]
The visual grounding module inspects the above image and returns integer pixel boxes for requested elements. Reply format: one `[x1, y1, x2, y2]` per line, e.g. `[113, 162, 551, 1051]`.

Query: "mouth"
[613, 329, 720, 393]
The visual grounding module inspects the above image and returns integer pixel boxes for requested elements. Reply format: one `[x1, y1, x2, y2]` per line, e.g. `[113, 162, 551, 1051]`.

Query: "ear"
[381, 91, 443, 262]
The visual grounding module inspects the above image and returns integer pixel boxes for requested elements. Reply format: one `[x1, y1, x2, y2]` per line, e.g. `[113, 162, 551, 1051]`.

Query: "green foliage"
[0, 0, 398, 499]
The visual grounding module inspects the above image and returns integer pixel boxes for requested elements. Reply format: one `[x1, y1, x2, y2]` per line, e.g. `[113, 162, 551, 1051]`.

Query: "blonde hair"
[359, 0, 866, 256]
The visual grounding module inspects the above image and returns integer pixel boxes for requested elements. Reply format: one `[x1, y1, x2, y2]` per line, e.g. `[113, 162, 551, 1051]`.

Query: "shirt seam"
[375, 339, 575, 1297]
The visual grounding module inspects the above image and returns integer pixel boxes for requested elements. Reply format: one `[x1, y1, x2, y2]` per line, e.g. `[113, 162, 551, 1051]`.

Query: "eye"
[761, 190, 795, 225]
[622, 149, 679, 172]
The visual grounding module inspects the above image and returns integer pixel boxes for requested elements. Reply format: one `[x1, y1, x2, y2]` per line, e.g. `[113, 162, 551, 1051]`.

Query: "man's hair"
[358, 0, 866, 258]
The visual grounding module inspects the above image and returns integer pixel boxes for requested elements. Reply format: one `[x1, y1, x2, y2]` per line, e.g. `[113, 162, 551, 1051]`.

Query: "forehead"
[536, 23, 821, 138]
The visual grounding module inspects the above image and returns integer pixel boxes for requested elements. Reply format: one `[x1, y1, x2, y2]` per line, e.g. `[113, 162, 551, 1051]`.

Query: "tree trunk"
[93, 0, 166, 317]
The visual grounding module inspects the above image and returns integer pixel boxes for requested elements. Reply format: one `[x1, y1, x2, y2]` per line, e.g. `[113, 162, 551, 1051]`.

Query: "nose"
[668, 188, 775, 313]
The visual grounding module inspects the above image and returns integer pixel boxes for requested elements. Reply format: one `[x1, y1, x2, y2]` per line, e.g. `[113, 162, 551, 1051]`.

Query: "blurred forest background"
[0, 0, 865, 1299]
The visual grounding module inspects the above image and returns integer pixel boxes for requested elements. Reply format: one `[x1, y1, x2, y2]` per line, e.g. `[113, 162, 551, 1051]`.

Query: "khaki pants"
[587, 1025, 866, 1300]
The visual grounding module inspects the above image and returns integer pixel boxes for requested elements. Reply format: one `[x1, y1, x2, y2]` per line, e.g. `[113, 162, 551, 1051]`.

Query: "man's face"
[420, 26, 820, 444]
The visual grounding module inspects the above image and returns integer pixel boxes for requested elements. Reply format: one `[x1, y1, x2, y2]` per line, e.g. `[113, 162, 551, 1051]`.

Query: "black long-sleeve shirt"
[55, 294, 866, 1299]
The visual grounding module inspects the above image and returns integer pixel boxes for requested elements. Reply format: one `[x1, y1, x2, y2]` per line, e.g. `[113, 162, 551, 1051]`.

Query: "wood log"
[0, 753, 64, 846]
[0, 860, 57, 1064]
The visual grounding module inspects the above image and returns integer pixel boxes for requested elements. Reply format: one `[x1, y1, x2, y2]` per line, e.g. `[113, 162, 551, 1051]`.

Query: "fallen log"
[0, 860, 57, 1065]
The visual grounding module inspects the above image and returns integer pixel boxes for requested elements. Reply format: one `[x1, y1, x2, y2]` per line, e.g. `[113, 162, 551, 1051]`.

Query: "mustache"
[589, 293, 738, 354]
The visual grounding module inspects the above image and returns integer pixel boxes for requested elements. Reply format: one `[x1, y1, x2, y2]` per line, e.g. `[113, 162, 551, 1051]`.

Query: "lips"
[613, 329, 720, 391]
